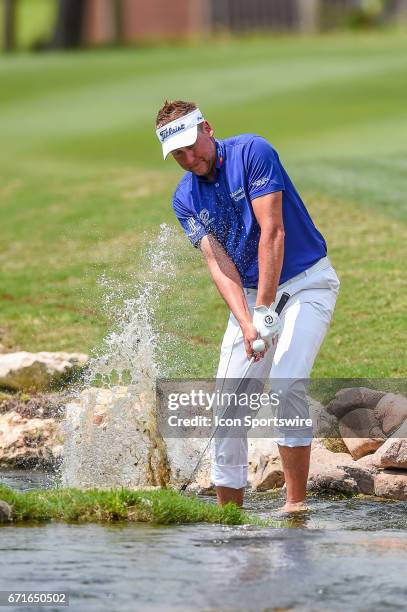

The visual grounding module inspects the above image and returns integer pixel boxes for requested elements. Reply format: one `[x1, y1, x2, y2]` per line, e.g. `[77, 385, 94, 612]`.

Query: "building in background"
[2, 0, 407, 51]
[81, 0, 342, 45]
[82, 0, 407, 45]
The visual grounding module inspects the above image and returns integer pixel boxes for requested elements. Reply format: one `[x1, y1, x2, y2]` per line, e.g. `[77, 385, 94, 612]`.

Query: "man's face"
[170, 121, 216, 177]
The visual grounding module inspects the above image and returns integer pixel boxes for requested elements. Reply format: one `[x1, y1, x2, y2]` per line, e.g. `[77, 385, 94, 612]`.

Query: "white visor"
[156, 108, 204, 159]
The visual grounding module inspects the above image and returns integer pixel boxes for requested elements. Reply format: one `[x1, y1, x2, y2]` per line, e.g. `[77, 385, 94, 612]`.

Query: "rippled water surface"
[1, 470, 407, 612]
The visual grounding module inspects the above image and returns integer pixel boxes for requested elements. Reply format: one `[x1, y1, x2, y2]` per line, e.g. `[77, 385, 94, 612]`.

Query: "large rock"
[62, 386, 212, 492]
[374, 393, 407, 436]
[355, 453, 381, 474]
[309, 397, 339, 437]
[339, 408, 386, 459]
[372, 423, 407, 469]
[0, 500, 12, 523]
[327, 387, 386, 419]
[62, 386, 168, 489]
[308, 464, 375, 495]
[308, 441, 374, 494]
[374, 470, 407, 501]
[0, 352, 88, 391]
[0, 410, 62, 468]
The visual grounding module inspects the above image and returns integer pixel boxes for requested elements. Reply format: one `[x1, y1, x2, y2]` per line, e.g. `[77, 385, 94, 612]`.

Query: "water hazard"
[1, 470, 407, 611]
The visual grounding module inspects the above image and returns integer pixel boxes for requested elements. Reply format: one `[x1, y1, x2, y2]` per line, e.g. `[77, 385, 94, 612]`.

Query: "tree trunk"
[3, 0, 16, 51]
[48, 0, 86, 49]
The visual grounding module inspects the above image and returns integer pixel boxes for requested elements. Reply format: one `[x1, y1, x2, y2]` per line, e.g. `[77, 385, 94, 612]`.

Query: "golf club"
[179, 291, 290, 493]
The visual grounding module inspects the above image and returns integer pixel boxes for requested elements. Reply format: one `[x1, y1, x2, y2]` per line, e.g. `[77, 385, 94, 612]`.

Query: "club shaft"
[179, 291, 290, 492]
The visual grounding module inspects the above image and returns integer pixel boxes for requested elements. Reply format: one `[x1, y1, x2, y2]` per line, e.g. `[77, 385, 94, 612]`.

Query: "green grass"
[0, 31, 406, 377]
[0, 485, 272, 526]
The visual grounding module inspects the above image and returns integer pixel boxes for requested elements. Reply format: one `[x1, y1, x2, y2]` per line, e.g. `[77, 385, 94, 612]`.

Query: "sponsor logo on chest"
[230, 186, 246, 203]
[199, 208, 215, 226]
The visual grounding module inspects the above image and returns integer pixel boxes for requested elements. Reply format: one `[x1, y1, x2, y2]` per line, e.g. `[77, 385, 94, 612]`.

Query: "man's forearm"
[200, 235, 252, 329]
[256, 228, 285, 307]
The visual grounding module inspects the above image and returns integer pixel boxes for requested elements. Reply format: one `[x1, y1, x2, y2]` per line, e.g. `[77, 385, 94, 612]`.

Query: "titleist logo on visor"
[159, 123, 186, 142]
[156, 109, 204, 144]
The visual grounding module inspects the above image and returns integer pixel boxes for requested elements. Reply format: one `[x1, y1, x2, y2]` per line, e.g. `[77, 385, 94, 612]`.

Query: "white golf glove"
[253, 305, 282, 347]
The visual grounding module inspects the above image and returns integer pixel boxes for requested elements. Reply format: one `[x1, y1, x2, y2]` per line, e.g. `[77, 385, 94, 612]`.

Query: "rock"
[0, 352, 88, 392]
[164, 435, 212, 492]
[62, 386, 168, 489]
[0, 392, 65, 419]
[308, 464, 375, 495]
[327, 387, 386, 419]
[308, 442, 374, 494]
[374, 470, 407, 501]
[339, 408, 386, 459]
[251, 454, 284, 491]
[0, 410, 63, 468]
[341, 437, 385, 461]
[356, 453, 380, 475]
[0, 500, 12, 523]
[62, 385, 214, 492]
[374, 393, 407, 436]
[309, 443, 354, 470]
[248, 439, 280, 479]
[372, 423, 407, 469]
[309, 397, 339, 437]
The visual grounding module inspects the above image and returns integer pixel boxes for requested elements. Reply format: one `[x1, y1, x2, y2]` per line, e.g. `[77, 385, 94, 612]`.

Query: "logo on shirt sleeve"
[186, 217, 199, 236]
[251, 177, 269, 189]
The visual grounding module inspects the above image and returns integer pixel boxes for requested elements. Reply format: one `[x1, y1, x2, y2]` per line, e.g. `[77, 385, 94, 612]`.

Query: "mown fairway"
[1, 32, 406, 377]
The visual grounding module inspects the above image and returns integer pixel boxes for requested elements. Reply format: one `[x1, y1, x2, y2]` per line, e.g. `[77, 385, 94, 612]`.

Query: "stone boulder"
[374, 470, 407, 501]
[372, 423, 407, 469]
[308, 464, 375, 495]
[327, 387, 385, 419]
[0, 500, 12, 523]
[309, 397, 339, 437]
[62, 386, 212, 492]
[355, 453, 380, 474]
[251, 453, 284, 491]
[374, 393, 407, 436]
[0, 410, 62, 468]
[307, 441, 374, 494]
[0, 352, 88, 392]
[339, 408, 386, 459]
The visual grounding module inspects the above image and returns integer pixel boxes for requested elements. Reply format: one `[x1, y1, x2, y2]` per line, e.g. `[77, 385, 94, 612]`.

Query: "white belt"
[244, 256, 332, 295]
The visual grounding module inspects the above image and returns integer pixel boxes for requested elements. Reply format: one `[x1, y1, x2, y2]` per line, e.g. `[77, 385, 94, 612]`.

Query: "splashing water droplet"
[62, 224, 179, 488]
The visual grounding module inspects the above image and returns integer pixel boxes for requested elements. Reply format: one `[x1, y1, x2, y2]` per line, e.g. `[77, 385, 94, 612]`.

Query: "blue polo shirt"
[172, 134, 327, 287]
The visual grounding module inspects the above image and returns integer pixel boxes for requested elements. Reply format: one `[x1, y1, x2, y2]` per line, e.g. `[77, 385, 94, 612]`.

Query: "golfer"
[155, 100, 340, 512]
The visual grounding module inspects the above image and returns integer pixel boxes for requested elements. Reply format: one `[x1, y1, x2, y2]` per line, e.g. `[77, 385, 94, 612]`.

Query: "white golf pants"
[211, 256, 340, 489]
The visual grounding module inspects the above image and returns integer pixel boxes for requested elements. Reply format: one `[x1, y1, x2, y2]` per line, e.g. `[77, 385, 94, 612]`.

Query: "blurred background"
[0, 0, 406, 378]
[1, 0, 407, 50]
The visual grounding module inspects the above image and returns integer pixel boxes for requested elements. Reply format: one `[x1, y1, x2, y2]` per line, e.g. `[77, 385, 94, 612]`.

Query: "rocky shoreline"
[0, 353, 406, 501]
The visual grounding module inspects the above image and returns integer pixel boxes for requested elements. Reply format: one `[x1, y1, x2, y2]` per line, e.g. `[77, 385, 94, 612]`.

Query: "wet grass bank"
[0, 485, 276, 526]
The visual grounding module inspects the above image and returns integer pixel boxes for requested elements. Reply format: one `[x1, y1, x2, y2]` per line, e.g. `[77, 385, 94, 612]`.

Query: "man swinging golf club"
[155, 100, 340, 512]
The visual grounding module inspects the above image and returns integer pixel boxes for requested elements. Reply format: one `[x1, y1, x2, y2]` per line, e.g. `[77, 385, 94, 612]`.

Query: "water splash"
[84, 222, 177, 390]
[62, 224, 178, 488]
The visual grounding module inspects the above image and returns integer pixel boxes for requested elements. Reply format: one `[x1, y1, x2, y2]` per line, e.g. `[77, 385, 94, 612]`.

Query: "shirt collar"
[215, 139, 226, 169]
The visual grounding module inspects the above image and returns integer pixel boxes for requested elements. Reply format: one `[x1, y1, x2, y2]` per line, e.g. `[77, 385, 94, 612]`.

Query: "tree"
[3, 0, 17, 51]
[48, 0, 86, 49]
